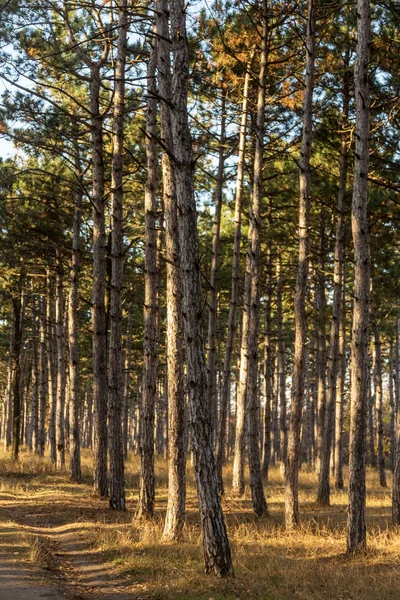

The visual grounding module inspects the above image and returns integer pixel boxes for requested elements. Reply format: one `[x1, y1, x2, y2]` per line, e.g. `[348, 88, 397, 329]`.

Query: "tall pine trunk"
[170, 0, 233, 575]
[108, 0, 128, 511]
[157, 0, 187, 541]
[137, 39, 159, 520]
[246, 0, 268, 517]
[216, 55, 252, 493]
[68, 155, 82, 483]
[285, 0, 316, 529]
[347, 0, 371, 554]
[55, 250, 66, 469]
[373, 324, 386, 487]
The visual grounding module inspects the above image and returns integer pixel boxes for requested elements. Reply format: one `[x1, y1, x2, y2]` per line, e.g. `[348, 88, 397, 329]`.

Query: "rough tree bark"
[108, 0, 128, 511]
[156, 0, 187, 541]
[347, 0, 371, 554]
[276, 254, 287, 466]
[68, 153, 82, 483]
[334, 273, 346, 490]
[137, 38, 160, 520]
[285, 0, 316, 530]
[207, 93, 226, 441]
[216, 54, 253, 494]
[170, 0, 233, 575]
[373, 324, 386, 487]
[316, 74, 348, 503]
[11, 281, 24, 461]
[38, 295, 47, 457]
[55, 249, 66, 469]
[246, 0, 269, 517]
[392, 319, 400, 524]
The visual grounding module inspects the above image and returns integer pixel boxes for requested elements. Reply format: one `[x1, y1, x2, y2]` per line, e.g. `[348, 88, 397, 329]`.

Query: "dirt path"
[0, 522, 66, 600]
[0, 507, 139, 600]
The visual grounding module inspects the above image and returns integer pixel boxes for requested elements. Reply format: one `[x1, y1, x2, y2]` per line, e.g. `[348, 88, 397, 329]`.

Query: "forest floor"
[0, 450, 399, 600]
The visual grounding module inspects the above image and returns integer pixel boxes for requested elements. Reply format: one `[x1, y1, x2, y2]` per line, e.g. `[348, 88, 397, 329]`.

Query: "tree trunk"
[216, 54, 253, 493]
[262, 246, 273, 479]
[38, 295, 47, 457]
[137, 39, 159, 520]
[373, 324, 386, 487]
[392, 319, 400, 524]
[317, 75, 349, 502]
[314, 222, 327, 478]
[108, 0, 128, 511]
[207, 94, 226, 442]
[347, 0, 371, 554]
[123, 309, 133, 459]
[55, 250, 66, 469]
[11, 284, 24, 461]
[157, 0, 187, 541]
[334, 274, 346, 490]
[389, 341, 396, 473]
[30, 305, 39, 453]
[91, 66, 108, 498]
[246, 0, 268, 517]
[285, 0, 316, 530]
[46, 272, 57, 463]
[170, 0, 233, 576]
[276, 255, 287, 467]
[68, 155, 83, 483]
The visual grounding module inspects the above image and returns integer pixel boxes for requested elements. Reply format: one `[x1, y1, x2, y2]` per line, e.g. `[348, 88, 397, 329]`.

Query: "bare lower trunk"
[262, 246, 273, 480]
[137, 40, 159, 520]
[55, 250, 66, 469]
[389, 341, 395, 473]
[334, 276, 346, 490]
[392, 320, 400, 523]
[374, 324, 386, 487]
[285, 0, 316, 529]
[30, 306, 39, 453]
[91, 67, 108, 498]
[68, 158, 82, 483]
[347, 0, 371, 554]
[246, 0, 268, 517]
[11, 285, 24, 461]
[207, 94, 226, 441]
[276, 255, 287, 466]
[46, 273, 57, 463]
[108, 0, 127, 511]
[216, 57, 252, 493]
[170, 0, 233, 575]
[317, 79, 348, 502]
[38, 296, 47, 457]
[157, 0, 186, 541]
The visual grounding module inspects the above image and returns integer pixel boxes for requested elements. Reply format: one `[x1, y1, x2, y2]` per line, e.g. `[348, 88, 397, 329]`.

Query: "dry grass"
[0, 448, 399, 599]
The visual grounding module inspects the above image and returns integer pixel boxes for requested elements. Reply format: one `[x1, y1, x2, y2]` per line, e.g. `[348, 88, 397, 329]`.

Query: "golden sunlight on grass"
[0, 449, 399, 600]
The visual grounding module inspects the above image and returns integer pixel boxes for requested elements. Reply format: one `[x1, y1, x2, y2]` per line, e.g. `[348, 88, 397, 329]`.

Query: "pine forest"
[0, 0, 399, 598]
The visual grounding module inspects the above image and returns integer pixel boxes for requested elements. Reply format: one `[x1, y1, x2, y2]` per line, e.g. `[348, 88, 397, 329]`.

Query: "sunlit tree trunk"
[108, 0, 128, 511]
[373, 324, 386, 488]
[347, 0, 371, 554]
[55, 249, 66, 469]
[68, 155, 82, 483]
[170, 0, 233, 575]
[207, 93, 226, 441]
[157, 0, 186, 541]
[285, 0, 316, 529]
[216, 55, 252, 493]
[38, 296, 47, 457]
[246, 0, 268, 517]
[138, 39, 160, 520]
[334, 275, 346, 490]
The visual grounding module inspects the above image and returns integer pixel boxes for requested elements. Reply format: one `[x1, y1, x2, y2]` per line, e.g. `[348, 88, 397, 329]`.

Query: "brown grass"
[0, 448, 399, 600]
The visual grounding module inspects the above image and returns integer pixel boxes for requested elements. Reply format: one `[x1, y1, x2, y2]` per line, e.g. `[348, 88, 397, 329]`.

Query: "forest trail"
[0, 520, 65, 600]
[0, 505, 136, 600]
